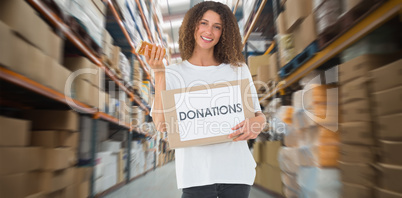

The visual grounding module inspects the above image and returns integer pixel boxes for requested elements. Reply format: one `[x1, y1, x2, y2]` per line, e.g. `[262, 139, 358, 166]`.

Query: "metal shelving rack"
[259, 0, 402, 101]
[26, 0, 150, 115]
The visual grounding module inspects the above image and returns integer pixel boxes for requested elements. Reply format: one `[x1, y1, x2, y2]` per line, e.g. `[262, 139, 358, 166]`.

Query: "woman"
[145, 2, 266, 198]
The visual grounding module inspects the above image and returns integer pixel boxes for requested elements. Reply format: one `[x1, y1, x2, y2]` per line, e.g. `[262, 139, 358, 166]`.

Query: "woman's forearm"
[152, 71, 167, 132]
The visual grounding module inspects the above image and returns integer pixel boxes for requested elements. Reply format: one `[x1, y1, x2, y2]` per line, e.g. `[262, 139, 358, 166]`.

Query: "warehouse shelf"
[25, 0, 149, 114]
[259, 0, 401, 101]
[0, 66, 93, 113]
[105, 0, 154, 85]
[135, 0, 154, 43]
[243, 0, 268, 45]
[0, 66, 134, 129]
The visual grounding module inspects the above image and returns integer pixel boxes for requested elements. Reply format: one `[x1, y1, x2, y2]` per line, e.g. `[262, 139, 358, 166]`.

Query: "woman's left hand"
[228, 112, 266, 141]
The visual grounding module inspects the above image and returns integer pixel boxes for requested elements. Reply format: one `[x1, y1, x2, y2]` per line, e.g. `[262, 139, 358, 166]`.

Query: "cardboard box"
[0, 0, 49, 54]
[39, 168, 74, 193]
[376, 114, 402, 141]
[264, 164, 283, 194]
[64, 57, 99, 87]
[340, 122, 374, 145]
[376, 187, 402, 198]
[276, 12, 288, 34]
[8, 33, 36, 78]
[161, 79, 255, 148]
[262, 141, 281, 167]
[253, 142, 262, 163]
[49, 58, 72, 94]
[71, 78, 92, 105]
[0, 147, 42, 175]
[23, 110, 79, 131]
[0, 116, 30, 146]
[339, 54, 400, 84]
[74, 167, 92, 184]
[293, 14, 317, 54]
[0, 172, 40, 198]
[42, 148, 76, 171]
[0, 21, 12, 67]
[285, 0, 312, 31]
[100, 140, 121, 153]
[370, 59, 402, 92]
[342, 182, 373, 198]
[377, 163, 402, 194]
[339, 161, 375, 186]
[28, 45, 47, 85]
[31, 131, 78, 148]
[340, 77, 370, 104]
[341, 100, 372, 122]
[26, 192, 45, 198]
[248, 53, 270, 76]
[339, 144, 375, 163]
[47, 31, 63, 63]
[372, 86, 402, 116]
[379, 140, 402, 166]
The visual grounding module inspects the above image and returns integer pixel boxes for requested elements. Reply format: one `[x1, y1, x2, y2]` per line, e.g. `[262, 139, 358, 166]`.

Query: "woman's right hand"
[144, 44, 165, 73]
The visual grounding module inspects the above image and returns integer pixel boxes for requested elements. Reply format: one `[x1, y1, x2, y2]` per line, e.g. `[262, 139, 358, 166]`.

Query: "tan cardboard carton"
[340, 122, 374, 145]
[285, 0, 312, 31]
[376, 114, 402, 141]
[341, 100, 372, 122]
[339, 144, 375, 163]
[372, 86, 402, 116]
[342, 182, 373, 198]
[39, 168, 74, 193]
[23, 110, 79, 131]
[0, 116, 30, 146]
[64, 57, 99, 87]
[339, 54, 400, 84]
[49, 58, 72, 94]
[370, 59, 402, 92]
[293, 14, 317, 54]
[376, 187, 402, 198]
[0, 0, 49, 53]
[161, 79, 255, 148]
[42, 148, 76, 171]
[262, 141, 281, 167]
[31, 131, 78, 148]
[379, 140, 402, 166]
[0, 172, 40, 198]
[339, 161, 376, 186]
[0, 147, 42, 175]
[340, 77, 370, 104]
[0, 21, 12, 67]
[377, 163, 402, 194]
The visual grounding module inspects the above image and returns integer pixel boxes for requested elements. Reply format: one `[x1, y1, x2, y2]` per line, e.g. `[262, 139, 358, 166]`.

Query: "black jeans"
[181, 184, 251, 198]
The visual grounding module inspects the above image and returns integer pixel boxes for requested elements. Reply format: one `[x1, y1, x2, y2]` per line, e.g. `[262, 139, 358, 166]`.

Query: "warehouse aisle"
[105, 161, 275, 198]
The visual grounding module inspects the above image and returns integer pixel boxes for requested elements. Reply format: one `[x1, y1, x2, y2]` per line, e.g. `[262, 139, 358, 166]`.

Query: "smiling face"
[193, 10, 223, 52]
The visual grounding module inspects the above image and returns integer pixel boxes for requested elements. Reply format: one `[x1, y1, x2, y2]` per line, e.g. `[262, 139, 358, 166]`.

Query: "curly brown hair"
[178, 1, 245, 67]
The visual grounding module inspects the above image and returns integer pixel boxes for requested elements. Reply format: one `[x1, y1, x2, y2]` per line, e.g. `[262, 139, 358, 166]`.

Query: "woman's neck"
[187, 47, 220, 66]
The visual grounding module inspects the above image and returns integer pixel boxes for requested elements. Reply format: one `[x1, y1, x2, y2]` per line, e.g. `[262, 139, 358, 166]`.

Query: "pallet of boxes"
[278, 72, 341, 197]
[248, 52, 279, 95]
[0, 110, 91, 198]
[339, 50, 402, 197]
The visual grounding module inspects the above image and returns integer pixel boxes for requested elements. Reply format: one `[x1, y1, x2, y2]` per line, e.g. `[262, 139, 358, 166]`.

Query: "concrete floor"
[104, 161, 274, 198]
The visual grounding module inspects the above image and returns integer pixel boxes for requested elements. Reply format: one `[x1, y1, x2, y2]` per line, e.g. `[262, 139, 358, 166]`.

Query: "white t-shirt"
[151, 60, 262, 189]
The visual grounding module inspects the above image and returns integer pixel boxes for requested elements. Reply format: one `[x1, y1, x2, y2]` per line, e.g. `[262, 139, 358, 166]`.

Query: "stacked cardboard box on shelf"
[313, 0, 342, 35]
[276, 0, 317, 67]
[0, 1, 69, 94]
[277, 80, 340, 197]
[253, 141, 283, 195]
[0, 116, 44, 198]
[19, 110, 93, 197]
[338, 53, 401, 197]
[129, 140, 146, 178]
[133, 60, 143, 91]
[248, 53, 278, 94]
